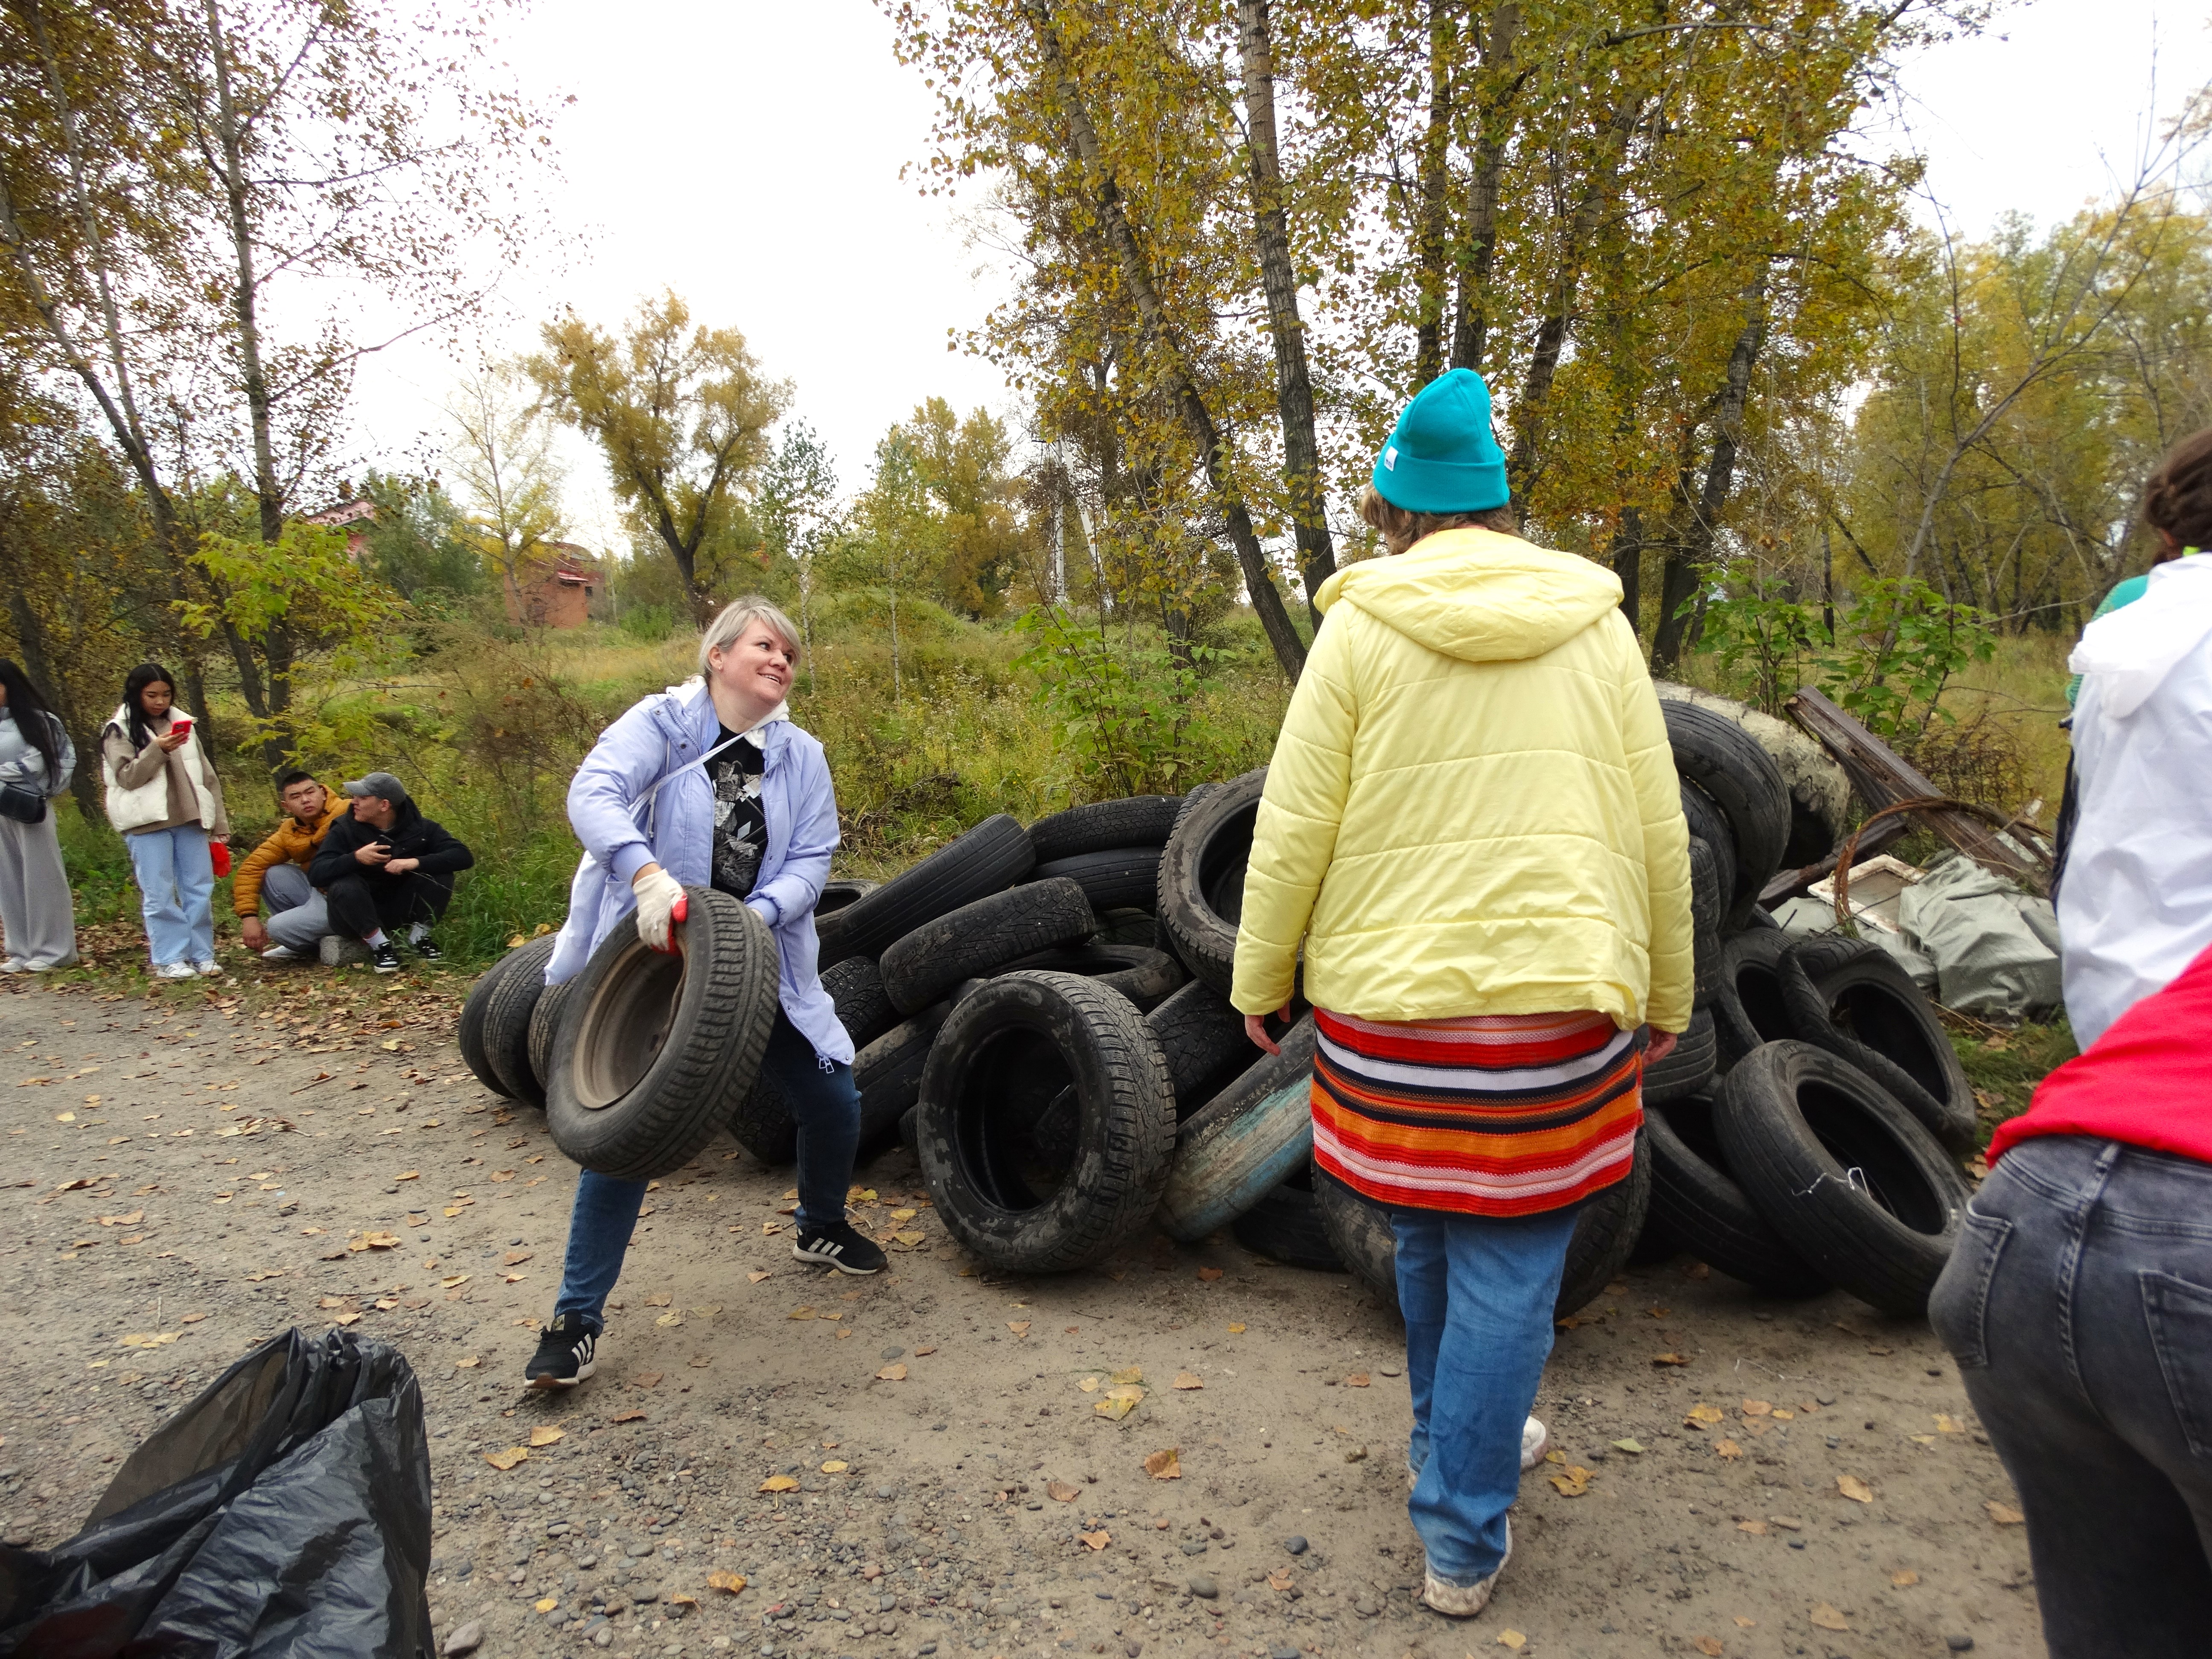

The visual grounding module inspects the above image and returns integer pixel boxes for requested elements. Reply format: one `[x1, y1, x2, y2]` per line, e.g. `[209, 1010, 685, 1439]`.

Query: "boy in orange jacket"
[234, 769, 347, 960]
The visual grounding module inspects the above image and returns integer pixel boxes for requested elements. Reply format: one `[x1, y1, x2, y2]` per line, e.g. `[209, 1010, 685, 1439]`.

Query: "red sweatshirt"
[1989, 939, 2212, 1167]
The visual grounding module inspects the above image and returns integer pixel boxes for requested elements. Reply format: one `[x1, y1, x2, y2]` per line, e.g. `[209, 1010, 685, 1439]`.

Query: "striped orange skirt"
[1311, 1007, 1644, 1217]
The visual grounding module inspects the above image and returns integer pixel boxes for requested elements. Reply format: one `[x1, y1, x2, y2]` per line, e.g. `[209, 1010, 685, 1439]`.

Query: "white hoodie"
[2059, 553, 2212, 1047]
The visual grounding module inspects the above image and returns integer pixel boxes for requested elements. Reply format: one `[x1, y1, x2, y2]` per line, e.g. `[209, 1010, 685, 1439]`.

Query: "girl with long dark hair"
[100, 663, 229, 979]
[0, 660, 78, 972]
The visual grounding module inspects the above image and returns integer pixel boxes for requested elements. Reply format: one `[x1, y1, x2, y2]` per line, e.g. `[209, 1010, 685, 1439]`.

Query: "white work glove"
[632, 867, 689, 953]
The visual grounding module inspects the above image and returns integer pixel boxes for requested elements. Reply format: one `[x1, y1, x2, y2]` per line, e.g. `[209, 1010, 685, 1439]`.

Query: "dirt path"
[0, 976, 2039, 1659]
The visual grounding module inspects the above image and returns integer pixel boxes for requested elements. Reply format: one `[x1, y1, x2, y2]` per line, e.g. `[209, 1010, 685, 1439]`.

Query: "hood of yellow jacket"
[1314, 527, 1624, 663]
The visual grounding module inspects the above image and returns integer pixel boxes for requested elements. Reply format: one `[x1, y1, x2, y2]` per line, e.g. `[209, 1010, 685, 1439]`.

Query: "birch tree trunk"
[1025, 0, 1307, 682]
[1235, 0, 1335, 629]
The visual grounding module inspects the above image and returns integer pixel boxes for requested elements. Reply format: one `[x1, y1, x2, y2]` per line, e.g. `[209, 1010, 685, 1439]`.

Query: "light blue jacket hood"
[546, 678, 851, 1065]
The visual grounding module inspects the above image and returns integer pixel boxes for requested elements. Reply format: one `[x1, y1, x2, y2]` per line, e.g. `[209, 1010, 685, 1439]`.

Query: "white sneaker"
[0, 958, 23, 974]
[193, 959, 222, 977]
[1422, 1521, 1511, 1618]
[1521, 1416, 1550, 1471]
[261, 945, 303, 962]
[154, 961, 198, 980]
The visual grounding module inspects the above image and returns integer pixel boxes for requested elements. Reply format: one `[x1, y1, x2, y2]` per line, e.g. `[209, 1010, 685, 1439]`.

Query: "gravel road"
[0, 971, 2041, 1659]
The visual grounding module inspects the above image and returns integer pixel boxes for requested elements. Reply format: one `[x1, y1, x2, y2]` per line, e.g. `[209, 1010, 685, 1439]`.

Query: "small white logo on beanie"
[1384, 445, 1397, 471]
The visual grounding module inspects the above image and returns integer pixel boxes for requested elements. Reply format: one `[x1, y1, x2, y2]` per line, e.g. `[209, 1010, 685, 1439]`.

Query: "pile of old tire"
[1644, 930, 1975, 1316]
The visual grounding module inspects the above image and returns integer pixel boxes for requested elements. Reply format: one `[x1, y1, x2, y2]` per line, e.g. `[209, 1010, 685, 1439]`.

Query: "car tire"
[1690, 835, 1724, 1010]
[856, 1003, 953, 1154]
[1157, 1016, 1318, 1242]
[1030, 847, 1163, 914]
[1027, 796, 1184, 862]
[1664, 701, 1790, 924]
[1645, 1009, 1717, 1105]
[546, 888, 782, 1180]
[1712, 931, 1799, 1066]
[822, 955, 900, 1051]
[916, 972, 1176, 1274]
[1231, 1167, 1345, 1271]
[459, 941, 539, 1097]
[878, 877, 1096, 1017]
[818, 814, 1035, 968]
[1781, 941, 1977, 1152]
[1313, 1165, 1402, 1314]
[527, 973, 579, 1103]
[1645, 1089, 1828, 1296]
[1679, 782, 1738, 905]
[1142, 979, 1258, 1118]
[999, 941, 1187, 1012]
[483, 935, 559, 1106]
[1158, 768, 1265, 993]
[728, 1065, 798, 1167]
[1554, 1129, 1655, 1318]
[1715, 1040, 1969, 1317]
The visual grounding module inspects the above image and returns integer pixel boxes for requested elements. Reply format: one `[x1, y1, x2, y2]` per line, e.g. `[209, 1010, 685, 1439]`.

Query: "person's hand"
[386, 856, 419, 876]
[241, 916, 268, 952]
[156, 727, 189, 752]
[632, 864, 688, 952]
[353, 840, 392, 866]
[1243, 1003, 1292, 1056]
[1646, 1027, 1678, 1066]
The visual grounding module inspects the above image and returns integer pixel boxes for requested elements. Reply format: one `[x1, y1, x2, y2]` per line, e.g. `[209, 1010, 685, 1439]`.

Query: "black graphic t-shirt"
[705, 726, 768, 898]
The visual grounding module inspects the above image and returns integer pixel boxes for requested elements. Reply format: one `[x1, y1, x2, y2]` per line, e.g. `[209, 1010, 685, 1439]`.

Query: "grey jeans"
[261, 862, 331, 951]
[1930, 1133, 2212, 1656]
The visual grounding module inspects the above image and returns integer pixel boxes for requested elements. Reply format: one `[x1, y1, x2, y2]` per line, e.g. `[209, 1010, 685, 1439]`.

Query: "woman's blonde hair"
[1357, 484, 1516, 556]
[698, 596, 803, 675]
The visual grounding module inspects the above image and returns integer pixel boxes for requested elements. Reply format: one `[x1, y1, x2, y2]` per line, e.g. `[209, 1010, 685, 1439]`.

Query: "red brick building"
[504, 544, 603, 629]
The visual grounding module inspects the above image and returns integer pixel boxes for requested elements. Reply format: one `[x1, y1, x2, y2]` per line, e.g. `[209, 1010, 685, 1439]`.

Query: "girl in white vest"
[101, 663, 229, 979]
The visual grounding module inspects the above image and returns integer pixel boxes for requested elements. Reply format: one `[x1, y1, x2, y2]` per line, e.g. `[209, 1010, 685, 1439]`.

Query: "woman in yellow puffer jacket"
[1231, 367, 1693, 1620]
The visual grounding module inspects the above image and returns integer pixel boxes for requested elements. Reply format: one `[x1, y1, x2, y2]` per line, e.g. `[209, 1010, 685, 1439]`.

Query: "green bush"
[618, 603, 677, 642]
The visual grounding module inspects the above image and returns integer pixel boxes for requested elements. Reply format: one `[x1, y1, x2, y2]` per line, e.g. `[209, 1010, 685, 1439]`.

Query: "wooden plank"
[1783, 686, 2045, 890]
[1758, 812, 1909, 908]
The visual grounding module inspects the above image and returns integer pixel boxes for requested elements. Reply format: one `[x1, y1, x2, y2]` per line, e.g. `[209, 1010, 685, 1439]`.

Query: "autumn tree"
[530, 292, 787, 627]
[0, 0, 553, 767]
[445, 358, 568, 603]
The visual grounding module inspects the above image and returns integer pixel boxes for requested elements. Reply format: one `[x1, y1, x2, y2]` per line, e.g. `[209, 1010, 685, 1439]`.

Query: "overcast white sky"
[338, 0, 2212, 555]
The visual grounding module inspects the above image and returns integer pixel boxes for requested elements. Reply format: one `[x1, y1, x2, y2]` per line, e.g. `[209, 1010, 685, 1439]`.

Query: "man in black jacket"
[308, 772, 475, 974]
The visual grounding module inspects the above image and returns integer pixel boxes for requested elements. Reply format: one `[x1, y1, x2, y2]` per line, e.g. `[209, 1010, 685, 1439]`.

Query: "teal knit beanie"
[1371, 368, 1509, 514]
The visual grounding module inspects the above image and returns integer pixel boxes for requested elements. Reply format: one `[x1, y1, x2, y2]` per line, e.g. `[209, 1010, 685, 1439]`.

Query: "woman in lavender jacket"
[525, 597, 879, 1390]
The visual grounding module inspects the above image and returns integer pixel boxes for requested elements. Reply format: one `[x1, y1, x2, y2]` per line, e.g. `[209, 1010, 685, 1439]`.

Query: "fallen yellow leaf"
[821, 1460, 848, 1473]
[1737, 1520, 1767, 1535]
[747, 1270, 771, 1283]
[1741, 1399, 1772, 1416]
[1094, 1385, 1146, 1421]
[1548, 1465, 1594, 1496]
[1227, 1322, 1246, 1333]
[1172, 1372, 1203, 1390]
[1892, 1569, 1920, 1587]
[1077, 1376, 1100, 1392]
[759, 1475, 800, 1493]
[529, 1426, 564, 1447]
[535, 1597, 557, 1613]
[1652, 1351, 1690, 1365]
[1496, 1630, 1526, 1649]
[1345, 1373, 1370, 1388]
[1694, 1639, 1723, 1657]
[1143, 1448, 1181, 1480]
[1935, 1413, 1964, 1434]
[1810, 1603, 1850, 1632]
[1007, 1321, 1030, 1336]
[1714, 1439, 1742, 1459]
[1985, 1501, 2025, 1525]
[707, 1570, 748, 1595]
[877, 1362, 908, 1381]
[1685, 1403, 1725, 1426]
[1048, 1480, 1079, 1501]
[1838, 1475, 1874, 1503]
[454, 1356, 480, 1369]
[1079, 1530, 1110, 1551]
[788, 1306, 815, 1320]
[1110, 1366, 1143, 1385]
[484, 1447, 528, 1471]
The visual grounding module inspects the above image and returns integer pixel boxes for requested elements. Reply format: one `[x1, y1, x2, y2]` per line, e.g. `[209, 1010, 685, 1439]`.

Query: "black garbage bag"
[0, 1327, 432, 1658]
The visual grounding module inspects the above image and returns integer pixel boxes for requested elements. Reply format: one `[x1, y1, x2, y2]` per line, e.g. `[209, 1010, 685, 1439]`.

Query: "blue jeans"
[1931, 1134, 2212, 1657]
[1394, 1202, 1580, 1584]
[127, 824, 215, 966]
[553, 1011, 862, 1331]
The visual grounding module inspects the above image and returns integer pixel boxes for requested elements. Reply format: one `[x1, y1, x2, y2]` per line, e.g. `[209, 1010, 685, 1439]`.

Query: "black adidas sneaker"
[791, 1220, 886, 1275]
[525, 1314, 598, 1388]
